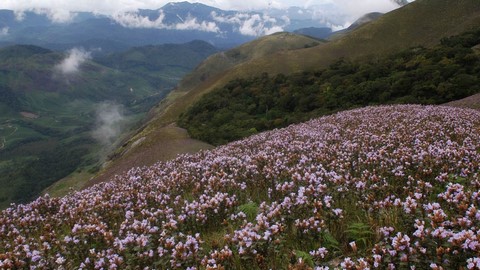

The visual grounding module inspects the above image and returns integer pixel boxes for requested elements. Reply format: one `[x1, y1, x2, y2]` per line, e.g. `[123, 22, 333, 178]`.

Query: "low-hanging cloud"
[211, 11, 285, 36]
[54, 47, 91, 75]
[112, 10, 220, 32]
[92, 102, 127, 146]
[0, 27, 9, 37]
[175, 15, 220, 32]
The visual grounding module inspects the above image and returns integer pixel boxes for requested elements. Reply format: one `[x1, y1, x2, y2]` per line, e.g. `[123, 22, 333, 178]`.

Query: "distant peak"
[163, 1, 210, 8]
[391, 0, 411, 6]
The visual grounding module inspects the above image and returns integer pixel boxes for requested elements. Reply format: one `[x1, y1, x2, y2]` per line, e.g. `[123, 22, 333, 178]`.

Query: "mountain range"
[0, 2, 316, 52]
[0, 1, 411, 53]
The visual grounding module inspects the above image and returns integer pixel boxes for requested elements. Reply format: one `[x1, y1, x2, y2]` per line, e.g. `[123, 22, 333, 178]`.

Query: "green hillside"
[98, 40, 219, 86]
[95, 0, 480, 183]
[161, 0, 480, 127]
[179, 29, 480, 145]
[0, 42, 217, 208]
[90, 33, 322, 185]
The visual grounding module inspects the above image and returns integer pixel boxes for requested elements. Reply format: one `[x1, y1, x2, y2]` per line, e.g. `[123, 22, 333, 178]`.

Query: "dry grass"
[86, 123, 213, 187]
[445, 93, 480, 110]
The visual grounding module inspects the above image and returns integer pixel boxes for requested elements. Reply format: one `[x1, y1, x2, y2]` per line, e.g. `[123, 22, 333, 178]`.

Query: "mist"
[55, 47, 91, 75]
[92, 102, 127, 147]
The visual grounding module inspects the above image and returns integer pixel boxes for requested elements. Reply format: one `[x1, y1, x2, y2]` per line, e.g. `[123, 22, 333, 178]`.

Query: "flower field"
[1, 105, 480, 269]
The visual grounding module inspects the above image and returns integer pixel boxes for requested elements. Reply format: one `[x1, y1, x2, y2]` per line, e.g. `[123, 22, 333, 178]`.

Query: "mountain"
[293, 27, 332, 39]
[392, 0, 412, 5]
[345, 12, 384, 31]
[97, 40, 218, 85]
[0, 41, 218, 209]
[327, 12, 384, 39]
[0, 2, 328, 53]
[88, 0, 480, 188]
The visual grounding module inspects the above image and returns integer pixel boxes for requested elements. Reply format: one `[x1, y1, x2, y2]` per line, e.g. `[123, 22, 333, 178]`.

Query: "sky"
[0, 0, 405, 16]
[0, 0, 409, 33]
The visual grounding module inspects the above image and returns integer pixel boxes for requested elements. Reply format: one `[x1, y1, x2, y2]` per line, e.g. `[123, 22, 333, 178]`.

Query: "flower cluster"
[1, 105, 480, 269]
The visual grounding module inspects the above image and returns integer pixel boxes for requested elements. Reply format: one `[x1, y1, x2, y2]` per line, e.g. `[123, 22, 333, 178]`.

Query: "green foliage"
[321, 231, 340, 252]
[345, 222, 374, 249]
[294, 250, 314, 267]
[237, 201, 258, 222]
[180, 29, 480, 145]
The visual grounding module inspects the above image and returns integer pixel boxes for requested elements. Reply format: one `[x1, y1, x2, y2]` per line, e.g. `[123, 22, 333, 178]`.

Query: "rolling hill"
[0, 41, 218, 208]
[91, 0, 480, 188]
[179, 28, 480, 145]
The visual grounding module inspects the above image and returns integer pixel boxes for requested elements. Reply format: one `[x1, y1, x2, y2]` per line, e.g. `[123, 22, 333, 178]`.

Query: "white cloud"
[0, 0, 410, 31]
[112, 10, 168, 28]
[55, 48, 91, 75]
[0, 27, 9, 37]
[34, 8, 77, 23]
[212, 12, 285, 36]
[112, 10, 219, 32]
[174, 15, 220, 32]
[0, 1, 409, 16]
[328, 0, 399, 21]
[92, 102, 126, 146]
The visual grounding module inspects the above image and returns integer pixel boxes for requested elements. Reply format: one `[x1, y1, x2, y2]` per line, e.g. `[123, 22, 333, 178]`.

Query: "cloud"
[0, 1, 411, 16]
[33, 8, 77, 23]
[212, 11, 285, 36]
[112, 10, 168, 28]
[54, 48, 91, 75]
[0, 27, 9, 37]
[0, 0, 411, 30]
[174, 15, 220, 32]
[92, 102, 127, 146]
[112, 10, 219, 32]
[332, 0, 400, 19]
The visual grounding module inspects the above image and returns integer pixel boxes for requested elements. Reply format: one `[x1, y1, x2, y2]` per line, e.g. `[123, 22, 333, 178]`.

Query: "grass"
[90, 123, 214, 187]
[43, 170, 95, 198]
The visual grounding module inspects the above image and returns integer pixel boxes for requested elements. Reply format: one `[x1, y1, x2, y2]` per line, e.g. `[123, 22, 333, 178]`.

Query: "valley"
[0, 40, 219, 208]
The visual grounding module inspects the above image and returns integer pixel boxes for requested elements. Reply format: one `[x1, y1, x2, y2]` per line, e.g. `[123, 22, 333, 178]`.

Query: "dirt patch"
[20, 112, 39, 119]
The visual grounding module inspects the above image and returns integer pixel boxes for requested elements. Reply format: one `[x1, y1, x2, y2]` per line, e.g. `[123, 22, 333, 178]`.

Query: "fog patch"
[0, 27, 9, 37]
[92, 102, 127, 147]
[54, 47, 91, 75]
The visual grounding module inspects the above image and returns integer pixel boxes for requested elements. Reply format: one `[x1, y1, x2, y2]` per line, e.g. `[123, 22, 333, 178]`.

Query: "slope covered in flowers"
[1, 105, 480, 269]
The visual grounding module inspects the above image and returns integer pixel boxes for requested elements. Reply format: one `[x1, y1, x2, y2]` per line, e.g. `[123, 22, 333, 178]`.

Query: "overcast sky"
[0, 0, 404, 15]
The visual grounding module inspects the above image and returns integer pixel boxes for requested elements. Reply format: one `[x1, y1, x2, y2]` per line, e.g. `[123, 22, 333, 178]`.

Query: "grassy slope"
[445, 93, 480, 110]
[90, 33, 322, 184]
[93, 0, 480, 185]
[166, 0, 480, 125]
